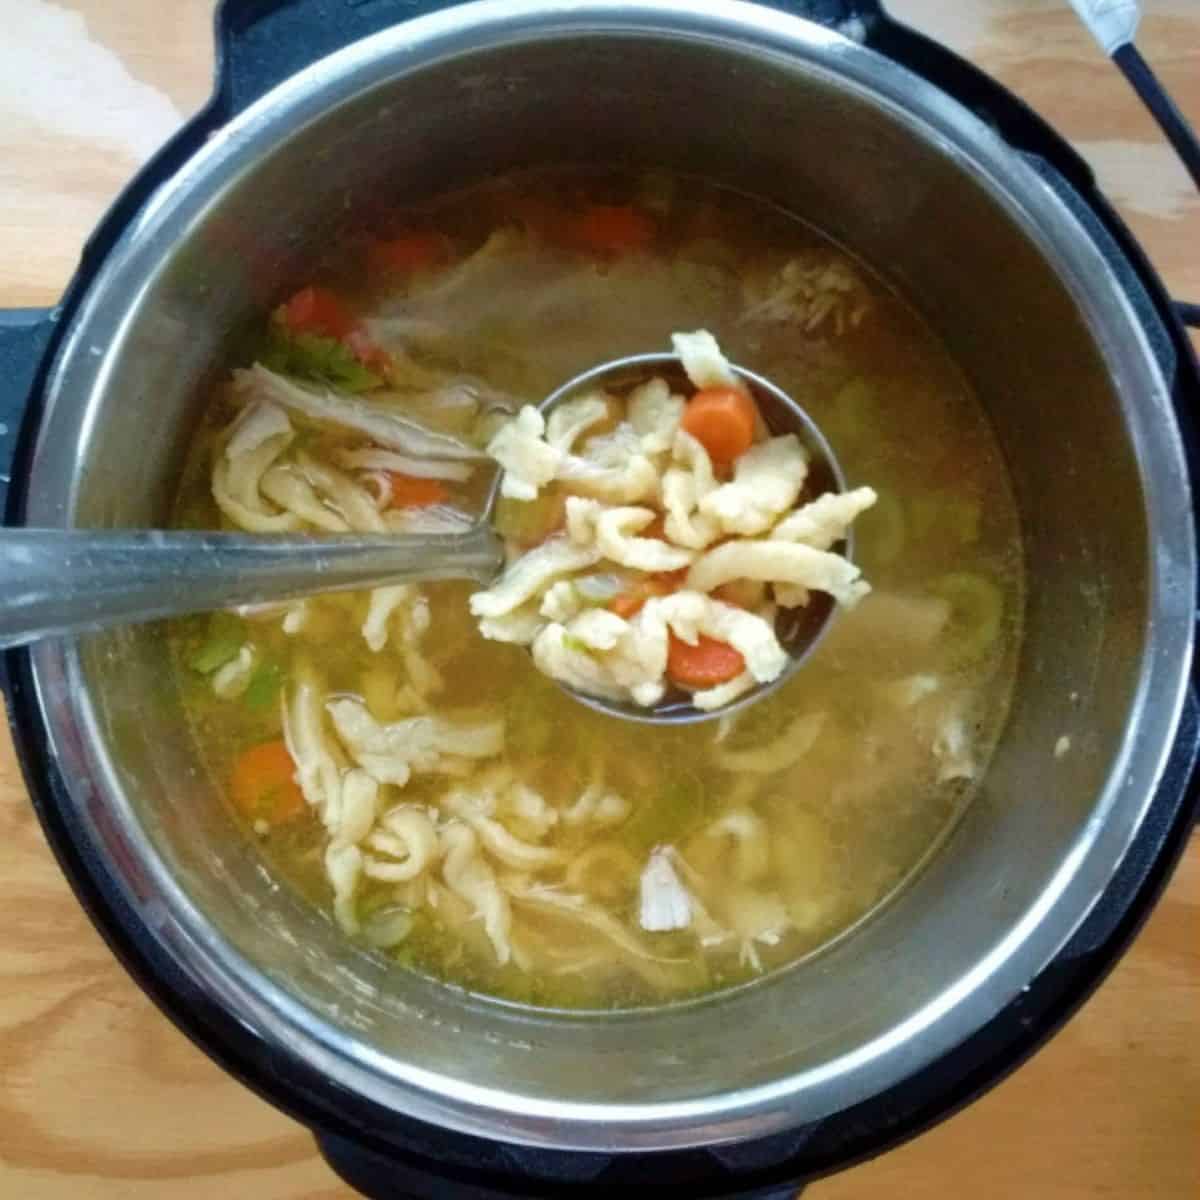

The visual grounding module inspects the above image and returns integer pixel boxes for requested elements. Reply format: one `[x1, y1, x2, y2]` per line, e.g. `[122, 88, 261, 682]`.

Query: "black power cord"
[1105, 40, 1200, 330]
[1112, 42, 1200, 193]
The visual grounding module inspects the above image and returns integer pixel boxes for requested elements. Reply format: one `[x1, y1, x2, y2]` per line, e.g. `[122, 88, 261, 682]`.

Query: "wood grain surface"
[0, 2, 1196, 1197]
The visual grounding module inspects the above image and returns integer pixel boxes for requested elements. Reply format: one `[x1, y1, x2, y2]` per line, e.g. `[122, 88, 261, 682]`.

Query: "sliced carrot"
[571, 205, 656, 254]
[368, 232, 449, 275]
[281, 286, 356, 340]
[388, 474, 449, 508]
[608, 570, 685, 619]
[610, 591, 648, 620]
[279, 288, 390, 374]
[607, 518, 675, 617]
[681, 386, 757, 463]
[230, 740, 306, 825]
[610, 577, 670, 619]
[667, 634, 745, 689]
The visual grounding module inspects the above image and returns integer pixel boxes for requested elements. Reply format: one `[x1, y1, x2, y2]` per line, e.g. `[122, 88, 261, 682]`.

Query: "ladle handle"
[0, 526, 503, 649]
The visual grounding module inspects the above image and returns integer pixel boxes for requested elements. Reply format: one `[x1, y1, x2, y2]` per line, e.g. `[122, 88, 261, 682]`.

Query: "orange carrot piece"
[231, 740, 306, 825]
[388, 474, 449, 508]
[280, 288, 389, 372]
[680, 386, 757, 463]
[608, 570, 685, 619]
[572, 205, 655, 254]
[281, 286, 356, 340]
[666, 634, 745, 689]
[610, 591, 648, 620]
[655, 566, 690, 589]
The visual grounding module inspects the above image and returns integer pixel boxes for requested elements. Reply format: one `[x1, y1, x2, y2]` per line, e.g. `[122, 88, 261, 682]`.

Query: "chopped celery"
[260, 322, 382, 392]
[188, 634, 244, 675]
[187, 612, 246, 675]
[244, 661, 284, 712]
[361, 905, 414, 949]
[932, 572, 1003, 661]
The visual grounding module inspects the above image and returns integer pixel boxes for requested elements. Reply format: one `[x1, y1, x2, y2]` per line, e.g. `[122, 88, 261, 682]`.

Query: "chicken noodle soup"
[475, 330, 876, 711]
[170, 168, 1023, 1007]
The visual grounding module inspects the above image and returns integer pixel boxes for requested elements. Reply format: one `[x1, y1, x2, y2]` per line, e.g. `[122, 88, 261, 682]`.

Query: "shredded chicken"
[212, 401, 301, 532]
[327, 698, 504, 787]
[235, 364, 485, 460]
[440, 823, 512, 965]
[639, 848, 693, 932]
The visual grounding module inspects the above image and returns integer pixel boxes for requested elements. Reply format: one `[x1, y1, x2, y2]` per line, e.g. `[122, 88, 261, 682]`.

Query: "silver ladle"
[0, 353, 849, 724]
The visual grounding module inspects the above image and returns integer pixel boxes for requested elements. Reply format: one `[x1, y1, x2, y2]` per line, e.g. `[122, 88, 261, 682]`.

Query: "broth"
[170, 168, 1023, 1008]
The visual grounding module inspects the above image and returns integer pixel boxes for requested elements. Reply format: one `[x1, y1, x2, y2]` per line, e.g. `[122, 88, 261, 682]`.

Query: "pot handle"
[0, 308, 56, 526]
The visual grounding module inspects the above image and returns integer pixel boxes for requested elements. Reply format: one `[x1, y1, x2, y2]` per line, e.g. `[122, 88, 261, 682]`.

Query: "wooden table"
[0, 2, 1196, 1196]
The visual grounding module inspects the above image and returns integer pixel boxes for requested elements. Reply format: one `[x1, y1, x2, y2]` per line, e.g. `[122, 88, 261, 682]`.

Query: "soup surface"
[170, 168, 1023, 1008]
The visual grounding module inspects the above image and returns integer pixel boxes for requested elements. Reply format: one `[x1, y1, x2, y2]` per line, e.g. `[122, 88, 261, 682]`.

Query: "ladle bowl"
[532, 352, 851, 724]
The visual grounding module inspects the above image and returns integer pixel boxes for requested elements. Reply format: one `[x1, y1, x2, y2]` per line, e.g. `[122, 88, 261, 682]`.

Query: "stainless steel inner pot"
[20, 0, 1194, 1151]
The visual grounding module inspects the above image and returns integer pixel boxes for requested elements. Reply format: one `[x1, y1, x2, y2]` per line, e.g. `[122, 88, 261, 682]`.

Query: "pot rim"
[18, 0, 1195, 1150]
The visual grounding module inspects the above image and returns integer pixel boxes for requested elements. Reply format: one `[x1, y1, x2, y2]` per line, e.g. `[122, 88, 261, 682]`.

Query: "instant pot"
[1, 2, 1197, 1196]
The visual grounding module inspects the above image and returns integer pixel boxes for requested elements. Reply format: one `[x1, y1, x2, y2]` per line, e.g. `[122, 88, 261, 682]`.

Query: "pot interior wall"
[65, 29, 1151, 1121]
